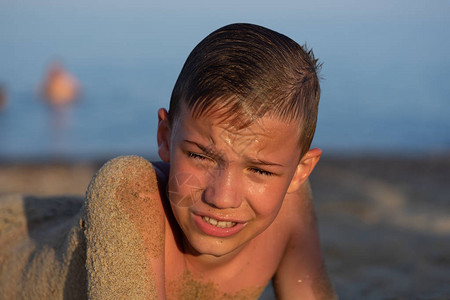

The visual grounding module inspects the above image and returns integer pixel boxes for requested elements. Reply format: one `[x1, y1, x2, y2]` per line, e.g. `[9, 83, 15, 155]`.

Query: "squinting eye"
[187, 152, 208, 161]
[249, 168, 274, 176]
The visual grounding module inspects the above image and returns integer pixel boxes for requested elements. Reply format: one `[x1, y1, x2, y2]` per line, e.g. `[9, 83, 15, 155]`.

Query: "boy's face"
[158, 104, 317, 258]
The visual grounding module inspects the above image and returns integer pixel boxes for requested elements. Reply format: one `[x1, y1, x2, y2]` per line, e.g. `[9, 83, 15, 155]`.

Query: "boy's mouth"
[193, 213, 245, 237]
[202, 216, 237, 228]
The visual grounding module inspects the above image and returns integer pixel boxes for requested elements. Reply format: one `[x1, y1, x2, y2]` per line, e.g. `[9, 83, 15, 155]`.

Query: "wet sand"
[1, 155, 449, 299]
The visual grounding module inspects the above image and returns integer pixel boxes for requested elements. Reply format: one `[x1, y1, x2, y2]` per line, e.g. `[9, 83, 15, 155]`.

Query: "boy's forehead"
[174, 102, 302, 155]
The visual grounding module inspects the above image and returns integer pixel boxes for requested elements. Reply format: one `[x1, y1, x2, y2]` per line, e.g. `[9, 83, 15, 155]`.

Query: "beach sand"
[1, 155, 449, 299]
[309, 155, 450, 300]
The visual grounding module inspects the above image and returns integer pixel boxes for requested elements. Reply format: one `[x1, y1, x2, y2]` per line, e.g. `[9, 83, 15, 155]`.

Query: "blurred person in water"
[41, 60, 80, 106]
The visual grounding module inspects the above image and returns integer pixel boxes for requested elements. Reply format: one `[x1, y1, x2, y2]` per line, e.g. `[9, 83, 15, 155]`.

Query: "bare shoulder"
[273, 180, 338, 300]
[86, 156, 166, 238]
[85, 155, 166, 299]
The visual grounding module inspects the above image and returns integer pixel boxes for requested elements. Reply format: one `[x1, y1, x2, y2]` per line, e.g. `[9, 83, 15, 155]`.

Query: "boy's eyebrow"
[245, 157, 284, 167]
[183, 140, 220, 157]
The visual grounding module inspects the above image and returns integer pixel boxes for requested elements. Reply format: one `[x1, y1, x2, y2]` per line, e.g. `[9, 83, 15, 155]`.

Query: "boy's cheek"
[168, 173, 203, 208]
[167, 157, 208, 205]
[246, 182, 286, 212]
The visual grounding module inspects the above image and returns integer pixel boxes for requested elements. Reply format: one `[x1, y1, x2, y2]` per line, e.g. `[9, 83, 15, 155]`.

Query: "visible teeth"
[202, 216, 236, 228]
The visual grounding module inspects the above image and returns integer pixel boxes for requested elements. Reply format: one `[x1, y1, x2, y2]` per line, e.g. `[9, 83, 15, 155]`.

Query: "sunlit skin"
[155, 103, 336, 299]
[164, 106, 304, 259]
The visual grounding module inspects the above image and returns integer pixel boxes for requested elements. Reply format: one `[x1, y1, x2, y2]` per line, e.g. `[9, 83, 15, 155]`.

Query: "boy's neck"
[181, 237, 248, 275]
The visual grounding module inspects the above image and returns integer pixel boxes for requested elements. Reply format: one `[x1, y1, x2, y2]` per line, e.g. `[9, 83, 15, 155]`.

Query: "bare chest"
[164, 228, 286, 299]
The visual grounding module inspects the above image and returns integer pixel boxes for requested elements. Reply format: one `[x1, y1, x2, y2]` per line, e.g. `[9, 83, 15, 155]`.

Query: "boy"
[86, 23, 336, 299]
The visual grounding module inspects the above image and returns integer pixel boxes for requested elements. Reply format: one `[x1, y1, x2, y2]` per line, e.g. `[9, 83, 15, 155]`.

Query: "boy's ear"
[286, 148, 322, 194]
[157, 108, 171, 162]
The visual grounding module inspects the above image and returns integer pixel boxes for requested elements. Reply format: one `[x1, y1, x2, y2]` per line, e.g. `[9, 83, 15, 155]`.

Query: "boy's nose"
[203, 167, 242, 209]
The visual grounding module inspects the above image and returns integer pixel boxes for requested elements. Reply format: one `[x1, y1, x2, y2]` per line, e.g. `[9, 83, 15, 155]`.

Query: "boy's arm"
[273, 181, 337, 300]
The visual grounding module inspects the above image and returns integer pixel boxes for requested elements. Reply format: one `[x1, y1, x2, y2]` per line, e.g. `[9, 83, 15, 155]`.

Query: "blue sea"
[1, 0, 449, 161]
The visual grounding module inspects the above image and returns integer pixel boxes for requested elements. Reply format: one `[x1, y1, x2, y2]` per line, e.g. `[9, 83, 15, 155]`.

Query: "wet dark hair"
[168, 23, 321, 158]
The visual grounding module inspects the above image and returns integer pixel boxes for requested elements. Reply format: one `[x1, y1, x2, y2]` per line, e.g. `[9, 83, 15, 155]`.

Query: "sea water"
[1, 1, 449, 161]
